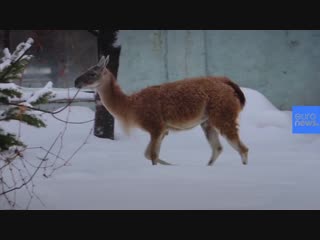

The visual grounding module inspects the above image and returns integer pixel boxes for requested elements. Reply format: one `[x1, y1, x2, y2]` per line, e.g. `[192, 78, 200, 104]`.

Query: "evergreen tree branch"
[0, 39, 33, 83]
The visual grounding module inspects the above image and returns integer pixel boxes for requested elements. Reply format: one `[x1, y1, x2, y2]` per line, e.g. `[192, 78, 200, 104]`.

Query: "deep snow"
[1, 87, 320, 210]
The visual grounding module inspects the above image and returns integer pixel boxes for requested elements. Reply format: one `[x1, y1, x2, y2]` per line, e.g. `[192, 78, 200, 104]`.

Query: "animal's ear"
[105, 55, 110, 67]
[97, 55, 110, 69]
[97, 55, 106, 68]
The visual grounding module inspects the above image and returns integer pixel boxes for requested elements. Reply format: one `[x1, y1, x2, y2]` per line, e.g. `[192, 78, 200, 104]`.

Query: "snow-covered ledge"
[9, 85, 95, 104]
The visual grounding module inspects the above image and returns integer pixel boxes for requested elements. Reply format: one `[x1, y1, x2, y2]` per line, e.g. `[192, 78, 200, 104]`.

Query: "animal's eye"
[89, 72, 96, 77]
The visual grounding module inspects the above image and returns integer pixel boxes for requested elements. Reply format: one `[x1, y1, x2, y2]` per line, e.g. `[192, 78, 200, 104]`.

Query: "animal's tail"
[221, 78, 246, 109]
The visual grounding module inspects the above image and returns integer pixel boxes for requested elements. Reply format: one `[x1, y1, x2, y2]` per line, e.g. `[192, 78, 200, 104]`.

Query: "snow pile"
[240, 87, 291, 129]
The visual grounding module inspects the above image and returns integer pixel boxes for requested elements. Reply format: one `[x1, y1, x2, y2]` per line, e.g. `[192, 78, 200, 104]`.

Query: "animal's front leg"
[144, 131, 168, 165]
[151, 133, 164, 165]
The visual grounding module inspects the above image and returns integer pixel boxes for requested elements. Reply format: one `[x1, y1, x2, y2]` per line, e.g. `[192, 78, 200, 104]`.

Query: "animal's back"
[130, 76, 244, 131]
[160, 77, 236, 128]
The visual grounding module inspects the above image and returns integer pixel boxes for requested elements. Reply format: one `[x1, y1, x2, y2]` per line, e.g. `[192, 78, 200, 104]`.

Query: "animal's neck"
[97, 73, 132, 120]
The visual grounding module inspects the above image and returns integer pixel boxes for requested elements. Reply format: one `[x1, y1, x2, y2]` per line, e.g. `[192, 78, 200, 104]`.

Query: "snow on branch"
[0, 83, 20, 91]
[25, 81, 56, 106]
[0, 83, 23, 101]
[10, 38, 34, 62]
[0, 38, 34, 72]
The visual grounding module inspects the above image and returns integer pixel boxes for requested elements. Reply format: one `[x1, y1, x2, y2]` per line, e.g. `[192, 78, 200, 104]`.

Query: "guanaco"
[74, 56, 249, 166]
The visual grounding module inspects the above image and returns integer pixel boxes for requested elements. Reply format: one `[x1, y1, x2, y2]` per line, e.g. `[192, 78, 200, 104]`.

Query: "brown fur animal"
[74, 56, 249, 166]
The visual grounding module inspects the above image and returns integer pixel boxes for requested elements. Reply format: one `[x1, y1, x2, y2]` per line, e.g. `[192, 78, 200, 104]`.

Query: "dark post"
[94, 30, 121, 139]
[3, 30, 10, 49]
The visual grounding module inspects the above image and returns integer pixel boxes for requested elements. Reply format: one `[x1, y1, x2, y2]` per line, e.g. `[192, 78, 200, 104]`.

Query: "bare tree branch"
[1, 76, 95, 209]
[46, 127, 93, 178]
[0, 132, 62, 197]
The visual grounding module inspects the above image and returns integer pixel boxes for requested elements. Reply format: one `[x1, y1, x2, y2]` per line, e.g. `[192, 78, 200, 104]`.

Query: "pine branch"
[0, 88, 22, 99]
[1, 107, 46, 127]
[25, 81, 56, 106]
[0, 38, 33, 83]
[0, 131, 25, 151]
[0, 58, 31, 83]
[12, 113, 46, 128]
[28, 92, 53, 105]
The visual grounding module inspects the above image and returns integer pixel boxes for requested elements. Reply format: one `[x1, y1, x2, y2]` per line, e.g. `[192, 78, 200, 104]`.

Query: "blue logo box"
[292, 106, 320, 134]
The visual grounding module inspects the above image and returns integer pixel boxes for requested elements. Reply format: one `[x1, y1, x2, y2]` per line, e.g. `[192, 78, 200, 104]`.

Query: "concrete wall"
[117, 30, 320, 110]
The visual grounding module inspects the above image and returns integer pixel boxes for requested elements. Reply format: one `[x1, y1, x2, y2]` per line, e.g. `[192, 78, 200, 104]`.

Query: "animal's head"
[74, 55, 110, 89]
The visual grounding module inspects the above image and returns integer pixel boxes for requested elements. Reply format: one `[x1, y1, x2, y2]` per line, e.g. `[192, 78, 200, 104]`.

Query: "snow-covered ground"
[1, 87, 320, 210]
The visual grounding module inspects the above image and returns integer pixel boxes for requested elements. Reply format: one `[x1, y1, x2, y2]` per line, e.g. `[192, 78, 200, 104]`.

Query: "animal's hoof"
[158, 159, 173, 165]
[242, 152, 248, 165]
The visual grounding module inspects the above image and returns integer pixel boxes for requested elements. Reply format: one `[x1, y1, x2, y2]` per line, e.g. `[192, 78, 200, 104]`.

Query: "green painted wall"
[117, 30, 320, 110]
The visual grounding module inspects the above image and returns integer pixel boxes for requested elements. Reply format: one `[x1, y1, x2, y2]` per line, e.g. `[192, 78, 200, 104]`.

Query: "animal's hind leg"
[222, 127, 249, 165]
[201, 121, 223, 166]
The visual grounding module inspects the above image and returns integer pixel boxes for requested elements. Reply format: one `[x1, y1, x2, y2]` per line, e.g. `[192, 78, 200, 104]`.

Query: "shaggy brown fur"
[75, 57, 249, 166]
